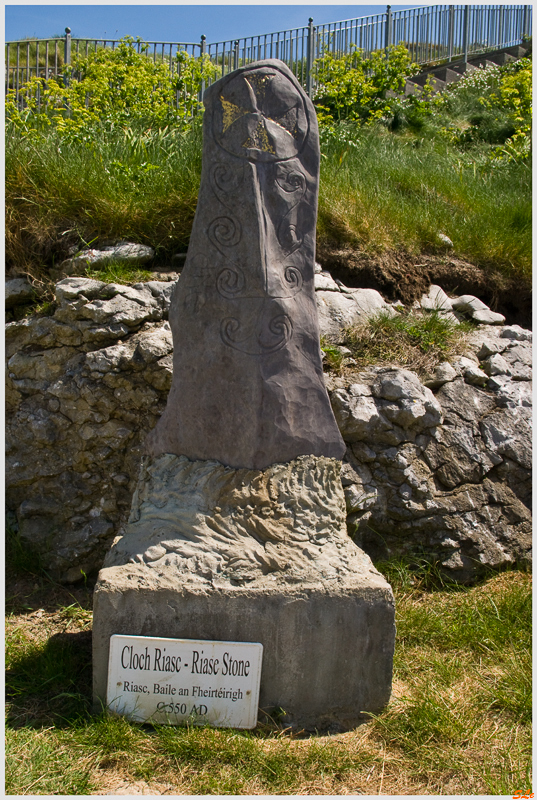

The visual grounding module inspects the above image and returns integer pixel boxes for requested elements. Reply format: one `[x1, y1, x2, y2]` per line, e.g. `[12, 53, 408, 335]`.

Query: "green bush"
[313, 44, 420, 124]
[434, 57, 532, 158]
[5, 36, 219, 137]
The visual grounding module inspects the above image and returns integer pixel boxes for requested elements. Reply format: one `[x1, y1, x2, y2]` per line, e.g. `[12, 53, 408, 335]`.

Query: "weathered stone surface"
[5, 278, 37, 309]
[422, 361, 458, 389]
[501, 325, 532, 342]
[419, 284, 454, 314]
[314, 272, 340, 291]
[316, 288, 393, 343]
[106, 454, 372, 581]
[327, 344, 532, 583]
[482, 352, 511, 376]
[57, 242, 154, 277]
[93, 453, 395, 731]
[436, 232, 454, 248]
[6, 279, 175, 582]
[146, 60, 345, 470]
[331, 368, 442, 446]
[451, 294, 505, 325]
[5, 270, 532, 585]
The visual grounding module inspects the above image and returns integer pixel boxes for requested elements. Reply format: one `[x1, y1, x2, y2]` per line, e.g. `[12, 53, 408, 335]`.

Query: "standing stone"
[93, 61, 394, 732]
[146, 59, 345, 469]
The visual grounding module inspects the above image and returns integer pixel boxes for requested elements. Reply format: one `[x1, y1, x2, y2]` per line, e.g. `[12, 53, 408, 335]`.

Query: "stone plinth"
[93, 453, 395, 731]
[93, 567, 394, 732]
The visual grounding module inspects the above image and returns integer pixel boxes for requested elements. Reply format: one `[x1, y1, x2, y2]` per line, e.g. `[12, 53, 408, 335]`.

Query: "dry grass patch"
[344, 308, 474, 376]
[5, 546, 531, 795]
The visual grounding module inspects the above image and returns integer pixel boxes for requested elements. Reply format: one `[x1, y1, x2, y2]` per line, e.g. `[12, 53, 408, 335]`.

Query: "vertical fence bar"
[233, 40, 239, 70]
[199, 34, 206, 105]
[15, 44, 20, 106]
[306, 17, 314, 97]
[462, 5, 469, 65]
[523, 4, 529, 38]
[35, 42, 39, 106]
[64, 27, 71, 85]
[385, 4, 392, 51]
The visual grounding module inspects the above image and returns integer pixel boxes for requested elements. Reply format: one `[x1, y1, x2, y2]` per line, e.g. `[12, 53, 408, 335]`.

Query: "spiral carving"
[275, 165, 306, 194]
[265, 314, 293, 348]
[208, 216, 242, 252]
[216, 265, 245, 299]
[221, 313, 292, 355]
[220, 317, 243, 345]
[210, 163, 244, 200]
[283, 266, 303, 292]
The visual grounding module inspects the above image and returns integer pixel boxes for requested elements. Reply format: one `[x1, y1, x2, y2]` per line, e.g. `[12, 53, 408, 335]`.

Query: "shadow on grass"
[6, 629, 93, 729]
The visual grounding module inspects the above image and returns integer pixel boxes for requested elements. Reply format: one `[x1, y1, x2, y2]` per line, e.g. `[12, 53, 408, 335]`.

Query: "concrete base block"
[93, 564, 395, 732]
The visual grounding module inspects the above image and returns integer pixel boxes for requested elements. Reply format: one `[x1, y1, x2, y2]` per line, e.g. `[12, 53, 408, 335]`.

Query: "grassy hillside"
[5, 43, 531, 298]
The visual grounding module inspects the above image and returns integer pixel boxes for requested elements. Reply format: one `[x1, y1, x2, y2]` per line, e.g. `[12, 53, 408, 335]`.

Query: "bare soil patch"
[317, 243, 532, 329]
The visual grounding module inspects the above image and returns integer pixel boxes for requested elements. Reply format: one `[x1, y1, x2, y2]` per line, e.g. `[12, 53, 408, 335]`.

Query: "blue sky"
[5, 4, 424, 44]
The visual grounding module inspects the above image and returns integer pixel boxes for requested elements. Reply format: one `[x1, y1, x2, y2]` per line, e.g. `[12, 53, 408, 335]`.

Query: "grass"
[5, 56, 532, 284]
[322, 307, 475, 376]
[84, 260, 154, 285]
[6, 531, 532, 795]
[5, 120, 202, 278]
[318, 124, 532, 281]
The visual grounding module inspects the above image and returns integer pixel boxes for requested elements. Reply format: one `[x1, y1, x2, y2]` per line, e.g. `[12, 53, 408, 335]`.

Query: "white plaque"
[106, 635, 263, 729]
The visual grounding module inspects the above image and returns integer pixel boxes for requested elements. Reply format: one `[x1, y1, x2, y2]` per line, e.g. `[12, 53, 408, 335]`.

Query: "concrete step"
[428, 66, 463, 85]
[403, 80, 423, 96]
[504, 44, 531, 59]
[468, 57, 499, 70]
[408, 74, 446, 92]
[485, 51, 516, 66]
[448, 60, 479, 75]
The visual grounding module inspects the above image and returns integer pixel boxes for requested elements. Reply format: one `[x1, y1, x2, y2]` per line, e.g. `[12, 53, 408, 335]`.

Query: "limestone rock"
[5, 278, 37, 309]
[58, 243, 154, 277]
[436, 232, 454, 248]
[330, 367, 442, 446]
[316, 287, 394, 343]
[501, 325, 532, 342]
[314, 272, 340, 291]
[55, 277, 107, 302]
[335, 367, 531, 583]
[419, 284, 453, 313]
[482, 353, 511, 376]
[5, 278, 176, 582]
[146, 60, 345, 470]
[423, 361, 458, 389]
[451, 295, 505, 325]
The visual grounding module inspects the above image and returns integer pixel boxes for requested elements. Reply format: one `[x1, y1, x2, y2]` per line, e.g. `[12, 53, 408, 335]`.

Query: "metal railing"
[5, 4, 532, 111]
[5, 30, 202, 111]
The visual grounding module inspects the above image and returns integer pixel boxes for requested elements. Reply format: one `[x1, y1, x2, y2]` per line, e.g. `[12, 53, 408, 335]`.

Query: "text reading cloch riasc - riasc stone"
[107, 635, 263, 729]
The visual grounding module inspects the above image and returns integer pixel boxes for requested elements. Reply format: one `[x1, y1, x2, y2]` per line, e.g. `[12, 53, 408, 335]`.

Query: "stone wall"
[6, 277, 176, 582]
[6, 273, 532, 583]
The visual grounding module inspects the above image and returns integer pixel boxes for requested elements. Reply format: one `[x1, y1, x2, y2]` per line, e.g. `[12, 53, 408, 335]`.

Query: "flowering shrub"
[434, 57, 532, 161]
[312, 44, 420, 125]
[5, 37, 219, 139]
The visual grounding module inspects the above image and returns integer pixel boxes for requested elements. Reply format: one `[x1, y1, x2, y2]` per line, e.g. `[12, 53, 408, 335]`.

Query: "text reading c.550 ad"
[107, 635, 263, 730]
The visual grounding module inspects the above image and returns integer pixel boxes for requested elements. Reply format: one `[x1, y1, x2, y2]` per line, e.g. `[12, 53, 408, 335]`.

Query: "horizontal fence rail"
[6, 4, 532, 112]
